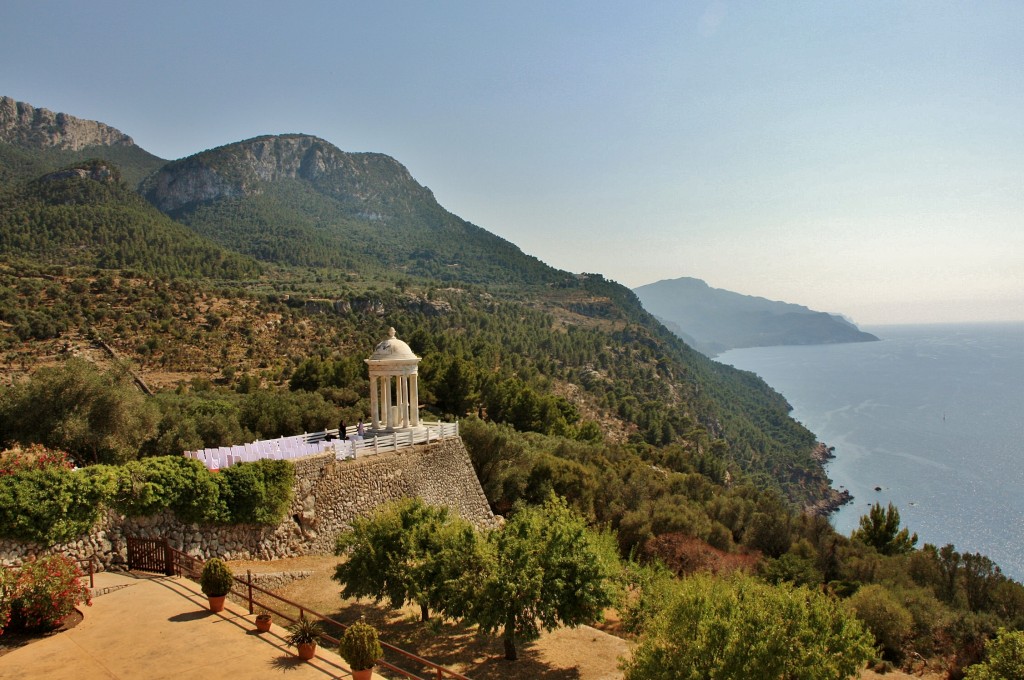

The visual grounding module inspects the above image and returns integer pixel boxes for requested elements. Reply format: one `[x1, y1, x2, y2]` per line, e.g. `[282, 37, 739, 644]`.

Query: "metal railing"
[75, 553, 98, 589]
[4, 552, 97, 590]
[168, 546, 471, 680]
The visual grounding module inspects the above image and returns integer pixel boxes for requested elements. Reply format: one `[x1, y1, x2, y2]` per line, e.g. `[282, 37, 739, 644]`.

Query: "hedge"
[0, 454, 294, 545]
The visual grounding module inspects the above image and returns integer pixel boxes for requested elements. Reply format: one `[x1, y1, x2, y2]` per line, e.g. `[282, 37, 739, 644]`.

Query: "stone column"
[410, 373, 420, 426]
[383, 375, 393, 429]
[369, 375, 380, 430]
[400, 374, 409, 427]
[395, 374, 403, 428]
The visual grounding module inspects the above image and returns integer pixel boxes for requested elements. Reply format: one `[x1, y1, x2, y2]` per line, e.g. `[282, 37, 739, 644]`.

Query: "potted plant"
[255, 607, 273, 633]
[199, 558, 234, 613]
[287, 616, 321, 660]
[339, 620, 383, 680]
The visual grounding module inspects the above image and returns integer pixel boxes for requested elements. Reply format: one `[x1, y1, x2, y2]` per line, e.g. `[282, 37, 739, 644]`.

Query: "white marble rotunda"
[365, 327, 421, 431]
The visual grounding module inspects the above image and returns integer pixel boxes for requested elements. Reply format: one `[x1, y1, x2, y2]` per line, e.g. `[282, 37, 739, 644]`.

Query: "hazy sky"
[3, 1, 1022, 325]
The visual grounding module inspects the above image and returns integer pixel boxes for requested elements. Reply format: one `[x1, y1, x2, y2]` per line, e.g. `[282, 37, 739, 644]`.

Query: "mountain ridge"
[0, 95, 136, 151]
[139, 132, 559, 285]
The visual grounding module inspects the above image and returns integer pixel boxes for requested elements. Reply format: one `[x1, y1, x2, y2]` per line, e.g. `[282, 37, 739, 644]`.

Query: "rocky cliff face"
[0, 96, 136, 151]
[144, 134, 427, 214]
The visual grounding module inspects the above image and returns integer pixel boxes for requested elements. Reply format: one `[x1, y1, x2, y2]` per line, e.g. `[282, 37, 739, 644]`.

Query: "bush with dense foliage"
[0, 455, 293, 545]
[847, 583, 915, 661]
[215, 458, 294, 525]
[2, 554, 92, 632]
[0, 457, 112, 545]
[964, 628, 1024, 680]
[622, 571, 874, 680]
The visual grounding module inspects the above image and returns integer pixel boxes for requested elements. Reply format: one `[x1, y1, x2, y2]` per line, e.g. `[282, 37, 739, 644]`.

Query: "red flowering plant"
[0, 566, 14, 635]
[0, 444, 74, 477]
[8, 554, 92, 632]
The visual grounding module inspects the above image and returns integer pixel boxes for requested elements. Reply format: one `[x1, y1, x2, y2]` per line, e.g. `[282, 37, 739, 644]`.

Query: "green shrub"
[0, 453, 292, 545]
[847, 583, 914, 661]
[112, 456, 223, 523]
[217, 459, 294, 524]
[0, 466, 109, 545]
[964, 628, 1024, 680]
[199, 557, 234, 597]
[339, 620, 383, 671]
[622, 572, 874, 680]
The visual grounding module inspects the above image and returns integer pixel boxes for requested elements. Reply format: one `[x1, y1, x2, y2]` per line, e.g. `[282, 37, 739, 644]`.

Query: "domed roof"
[367, 327, 420, 362]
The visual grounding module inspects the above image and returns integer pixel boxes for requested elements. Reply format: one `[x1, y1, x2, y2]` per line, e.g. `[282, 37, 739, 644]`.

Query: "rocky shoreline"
[804, 442, 853, 516]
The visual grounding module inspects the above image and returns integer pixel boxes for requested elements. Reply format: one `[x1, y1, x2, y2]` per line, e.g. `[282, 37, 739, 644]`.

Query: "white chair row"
[184, 436, 340, 470]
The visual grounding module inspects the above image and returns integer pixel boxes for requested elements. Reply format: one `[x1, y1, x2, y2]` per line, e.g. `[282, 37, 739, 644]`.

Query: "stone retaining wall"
[0, 437, 495, 571]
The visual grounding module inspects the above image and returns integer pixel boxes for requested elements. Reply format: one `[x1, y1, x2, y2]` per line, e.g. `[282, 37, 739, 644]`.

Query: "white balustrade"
[182, 420, 459, 469]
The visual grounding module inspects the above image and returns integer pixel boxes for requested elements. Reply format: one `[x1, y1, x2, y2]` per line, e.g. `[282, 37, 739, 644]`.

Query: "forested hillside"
[0, 160, 260, 279]
[4, 96, 1021, 675]
[0, 97, 850, 510]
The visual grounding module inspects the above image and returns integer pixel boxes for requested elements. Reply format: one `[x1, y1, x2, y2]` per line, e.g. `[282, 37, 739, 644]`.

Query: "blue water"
[719, 323, 1024, 581]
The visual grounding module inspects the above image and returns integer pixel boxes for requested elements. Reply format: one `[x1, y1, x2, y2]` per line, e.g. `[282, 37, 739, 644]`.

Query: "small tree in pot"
[199, 558, 234, 613]
[339, 620, 383, 679]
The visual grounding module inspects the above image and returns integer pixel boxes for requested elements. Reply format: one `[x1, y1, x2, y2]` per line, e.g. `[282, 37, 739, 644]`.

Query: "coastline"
[804, 442, 853, 517]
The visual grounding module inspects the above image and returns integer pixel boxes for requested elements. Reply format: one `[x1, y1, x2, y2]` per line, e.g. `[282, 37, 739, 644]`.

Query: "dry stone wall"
[0, 436, 495, 571]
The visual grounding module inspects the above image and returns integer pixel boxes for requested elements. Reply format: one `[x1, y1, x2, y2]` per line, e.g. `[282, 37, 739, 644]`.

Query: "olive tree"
[469, 495, 615, 660]
[333, 497, 485, 622]
[0, 358, 158, 465]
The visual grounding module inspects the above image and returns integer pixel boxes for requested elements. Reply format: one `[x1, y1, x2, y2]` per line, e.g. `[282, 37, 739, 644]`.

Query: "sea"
[718, 323, 1024, 581]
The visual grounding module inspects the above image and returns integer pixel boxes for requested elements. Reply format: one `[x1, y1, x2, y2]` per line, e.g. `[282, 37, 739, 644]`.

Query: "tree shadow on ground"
[168, 610, 212, 622]
[320, 601, 582, 680]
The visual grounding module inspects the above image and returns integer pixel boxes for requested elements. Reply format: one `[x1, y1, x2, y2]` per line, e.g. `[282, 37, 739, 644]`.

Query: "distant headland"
[634, 276, 879, 356]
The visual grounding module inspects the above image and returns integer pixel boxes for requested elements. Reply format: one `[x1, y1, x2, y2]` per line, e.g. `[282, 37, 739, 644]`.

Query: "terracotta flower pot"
[297, 642, 317, 660]
[255, 614, 272, 633]
[353, 668, 373, 680]
[207, 595, 226, 613]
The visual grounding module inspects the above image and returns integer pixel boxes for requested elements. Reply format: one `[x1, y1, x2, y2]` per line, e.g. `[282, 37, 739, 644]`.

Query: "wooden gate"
[126, 537, 174, 575]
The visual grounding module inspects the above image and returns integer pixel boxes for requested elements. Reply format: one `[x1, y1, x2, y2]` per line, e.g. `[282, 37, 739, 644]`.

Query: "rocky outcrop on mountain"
[38, 161, 118, 185]
[0, 96, 136, 150]
[142, 134, 428, 214]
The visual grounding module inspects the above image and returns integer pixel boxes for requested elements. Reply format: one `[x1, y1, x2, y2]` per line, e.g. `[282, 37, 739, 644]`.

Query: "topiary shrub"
[199, 557, 234, 597]
[339, 620, 383, 671]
